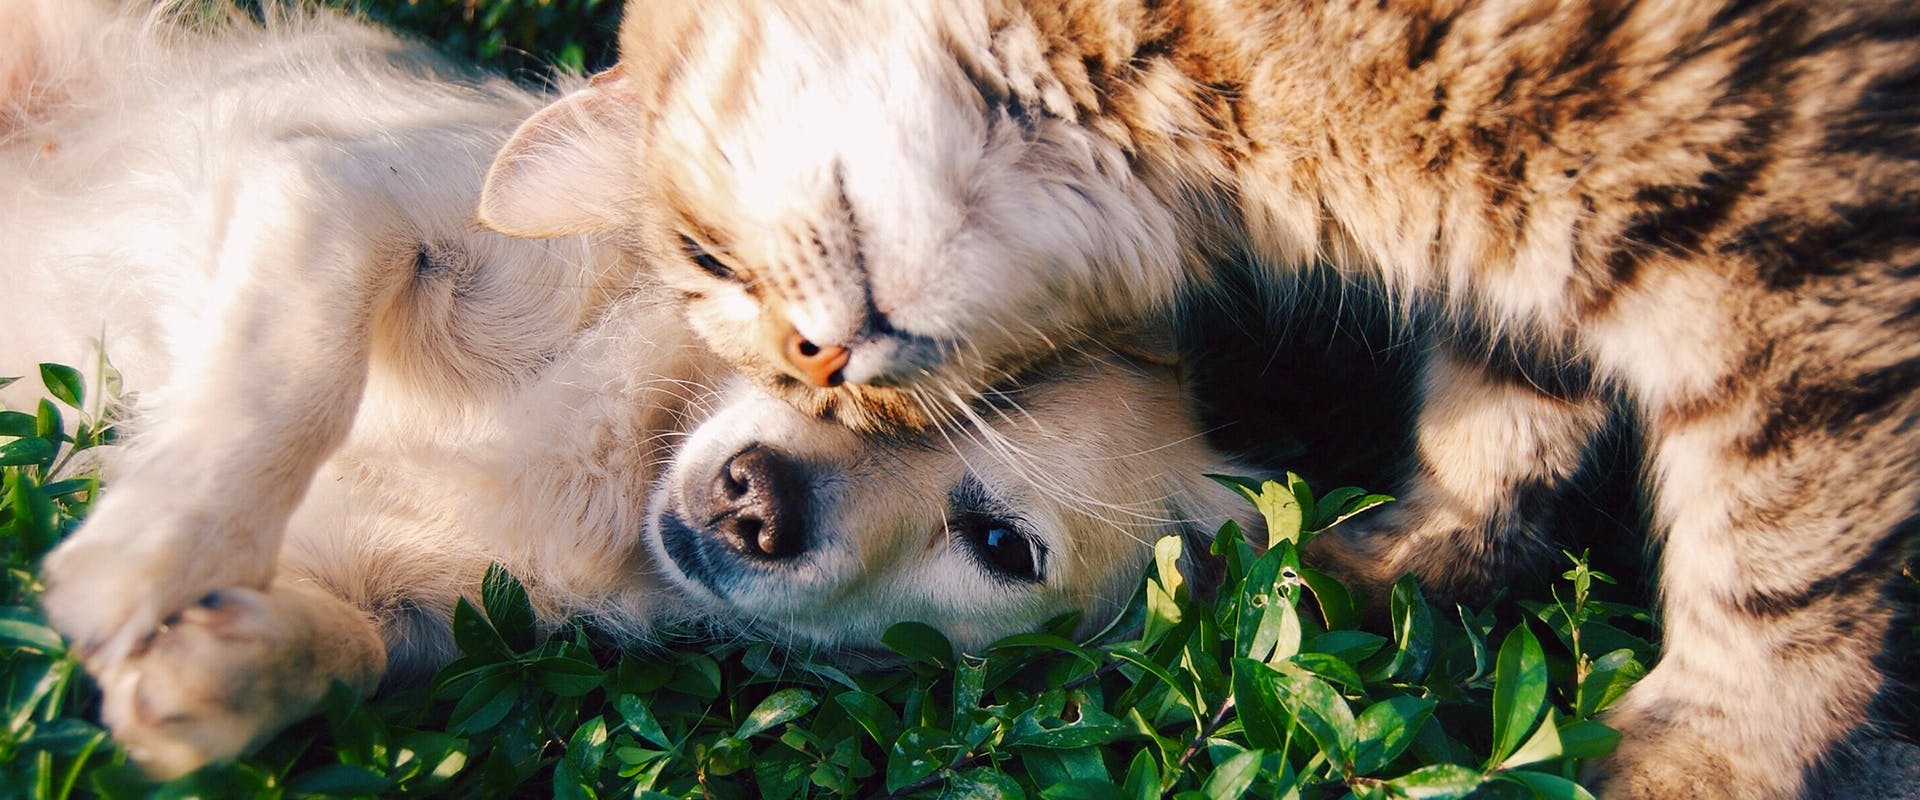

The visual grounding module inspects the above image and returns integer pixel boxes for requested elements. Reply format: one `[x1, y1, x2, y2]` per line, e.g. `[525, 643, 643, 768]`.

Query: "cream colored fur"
[2, 0, 1258, 778]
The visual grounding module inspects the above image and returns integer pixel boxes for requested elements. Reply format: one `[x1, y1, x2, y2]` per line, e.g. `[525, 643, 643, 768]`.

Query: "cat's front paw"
[92, 587, 369, 780]
[39, 493, 275, 669]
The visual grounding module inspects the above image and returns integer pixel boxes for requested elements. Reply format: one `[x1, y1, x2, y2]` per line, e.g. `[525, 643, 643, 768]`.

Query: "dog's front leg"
[41, 152, 413, 669]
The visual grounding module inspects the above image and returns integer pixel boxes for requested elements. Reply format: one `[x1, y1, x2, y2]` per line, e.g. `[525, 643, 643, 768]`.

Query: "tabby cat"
[476, 1, 1920, 796]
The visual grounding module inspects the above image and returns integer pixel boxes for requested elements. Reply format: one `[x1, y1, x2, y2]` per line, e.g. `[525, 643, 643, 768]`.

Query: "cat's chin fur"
[479, 1, 1920, 797]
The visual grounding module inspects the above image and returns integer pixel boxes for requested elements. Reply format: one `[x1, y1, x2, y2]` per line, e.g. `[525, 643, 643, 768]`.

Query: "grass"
[1, 361, 1661, 799]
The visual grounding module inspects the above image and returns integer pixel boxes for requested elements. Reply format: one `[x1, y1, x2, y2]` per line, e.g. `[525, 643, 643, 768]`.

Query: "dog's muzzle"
[658, 444, 813, 598]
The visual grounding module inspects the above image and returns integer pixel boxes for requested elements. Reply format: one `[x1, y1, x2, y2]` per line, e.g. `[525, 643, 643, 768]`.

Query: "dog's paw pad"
[95, 587, 287, 780]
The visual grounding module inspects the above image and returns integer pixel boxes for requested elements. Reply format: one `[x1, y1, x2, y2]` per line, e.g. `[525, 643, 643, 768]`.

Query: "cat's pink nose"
[783, 333, 848, 388]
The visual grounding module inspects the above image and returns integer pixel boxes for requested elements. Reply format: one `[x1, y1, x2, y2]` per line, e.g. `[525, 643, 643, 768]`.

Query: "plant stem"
[1175, 695, 1237, 769]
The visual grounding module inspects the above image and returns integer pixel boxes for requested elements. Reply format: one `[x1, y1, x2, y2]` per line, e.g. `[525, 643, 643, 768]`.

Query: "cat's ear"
[478, 66, 643, 238]
[616, 0, 714, 91]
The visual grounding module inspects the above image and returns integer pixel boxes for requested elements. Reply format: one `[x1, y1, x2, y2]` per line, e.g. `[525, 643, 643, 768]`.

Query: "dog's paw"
[91, 586, 379, 780]
[39, 493, 275, 669]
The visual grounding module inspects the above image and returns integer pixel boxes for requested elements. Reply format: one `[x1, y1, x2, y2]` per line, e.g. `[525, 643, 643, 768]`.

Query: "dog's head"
[479, 0, 1197, 433]
[647, 349, 1259, 656]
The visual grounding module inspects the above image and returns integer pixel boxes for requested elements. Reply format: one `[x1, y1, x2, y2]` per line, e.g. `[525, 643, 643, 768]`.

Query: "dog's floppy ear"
[478, 66, 643, 237]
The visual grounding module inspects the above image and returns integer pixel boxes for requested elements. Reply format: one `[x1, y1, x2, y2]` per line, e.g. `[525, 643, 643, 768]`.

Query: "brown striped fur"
[477, 1, 1920, 796]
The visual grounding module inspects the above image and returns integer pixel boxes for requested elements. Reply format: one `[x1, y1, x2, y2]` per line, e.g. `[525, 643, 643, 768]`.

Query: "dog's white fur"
[1, 0, 1256, 778]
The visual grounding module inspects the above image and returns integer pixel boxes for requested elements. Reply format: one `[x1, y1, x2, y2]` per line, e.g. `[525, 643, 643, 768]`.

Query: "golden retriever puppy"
[0, 0, 1254, 778]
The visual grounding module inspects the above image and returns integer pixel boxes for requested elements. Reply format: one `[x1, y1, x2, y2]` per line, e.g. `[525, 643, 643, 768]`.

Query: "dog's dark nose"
[707, 444, 807, 560]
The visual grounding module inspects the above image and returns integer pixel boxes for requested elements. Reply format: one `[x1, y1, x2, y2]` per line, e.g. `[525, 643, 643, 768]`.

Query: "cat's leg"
[1591, 367, 1917, 799]
[40, 151, 414, 669]
[1303, 342, 1611, 604]
[94, 578, 385, 780]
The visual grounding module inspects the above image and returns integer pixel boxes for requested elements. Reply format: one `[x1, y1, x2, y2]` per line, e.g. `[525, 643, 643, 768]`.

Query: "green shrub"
[235, 0, 623, 79]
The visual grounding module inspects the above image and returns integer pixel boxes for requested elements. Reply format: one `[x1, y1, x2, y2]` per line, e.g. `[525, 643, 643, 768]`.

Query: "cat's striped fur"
[476, 1, 1920, 796]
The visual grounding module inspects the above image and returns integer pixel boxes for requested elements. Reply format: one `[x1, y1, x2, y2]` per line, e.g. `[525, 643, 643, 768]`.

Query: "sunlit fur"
[476, 1, 1920, 796]
[2, 0, 1259, 779]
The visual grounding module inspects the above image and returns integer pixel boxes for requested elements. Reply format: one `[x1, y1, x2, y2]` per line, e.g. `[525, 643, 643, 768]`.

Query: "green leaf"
[881, 622, 954, 668]
[1309, 630, 1387, 665]
[287, 764, 391, 795]
[481, 563, 536, 653]
[1353, 696, 1436, 774]
[1386, 763, 1486, 799]
[736, 688, 819, 739]
[559, 716, 610, 795]
[1109, 647, 1203, 728]
[1237, 542, 1301, 662]
[1577, 649, 1647, 718]
[1489, 622, 1549, 767]
[835, 690, 899, 747]
[0, 410, 35, 437]
[1260, 479, 1306, 547]
[448, 672, 520, 735]
[1369, 576, 1433, 682]
[530, 655, 605, 697]
[0, 437, 54, 467]
[988, 632, 1102, 669]
[753, 753, 813, 800]
[0, 608, 65, 653]
[1294, 651, 1367, 693]
[1316, 493, 1394, 531]
[885, 727, 953, 793]
[1498, 710, 1564, 770]
[321, 680, 386, 765]
[1555, 720, 1622, 761]
[1231, 659, 1295, 750]
[1299, 567, 1359, 631]
[35, 400, 63, 442]
[450, 597, 511, 660]
[1122, 749, 1161, 800]
[393, 731, 469, 790]
[1154, 533, 1188, 601]
[613, 694, 670, 749]
[1008, 697, 1130, 749]
[1498, 770, 1597, 800]
[1457, 603, 1498, 684]
[38, 364, 83, 409]
[947, 768, 1025, 799]
[1264, 661, 1356, 770]
[1201, 748, 1263, 800]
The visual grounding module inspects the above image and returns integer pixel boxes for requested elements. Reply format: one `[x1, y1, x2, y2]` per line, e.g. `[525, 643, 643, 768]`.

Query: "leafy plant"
[1, 363, 1658, 798]
[287, 0, 623, 79]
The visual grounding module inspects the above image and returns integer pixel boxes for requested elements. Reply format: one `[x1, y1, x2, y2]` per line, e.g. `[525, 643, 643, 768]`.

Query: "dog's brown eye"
[678, 235, 737, 281]
[958, 516, 1043, 583]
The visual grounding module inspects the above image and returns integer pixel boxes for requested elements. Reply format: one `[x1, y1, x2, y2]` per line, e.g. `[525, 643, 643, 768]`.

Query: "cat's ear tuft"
[478, 67, 642, 238]
[616, 0, 716, 91]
